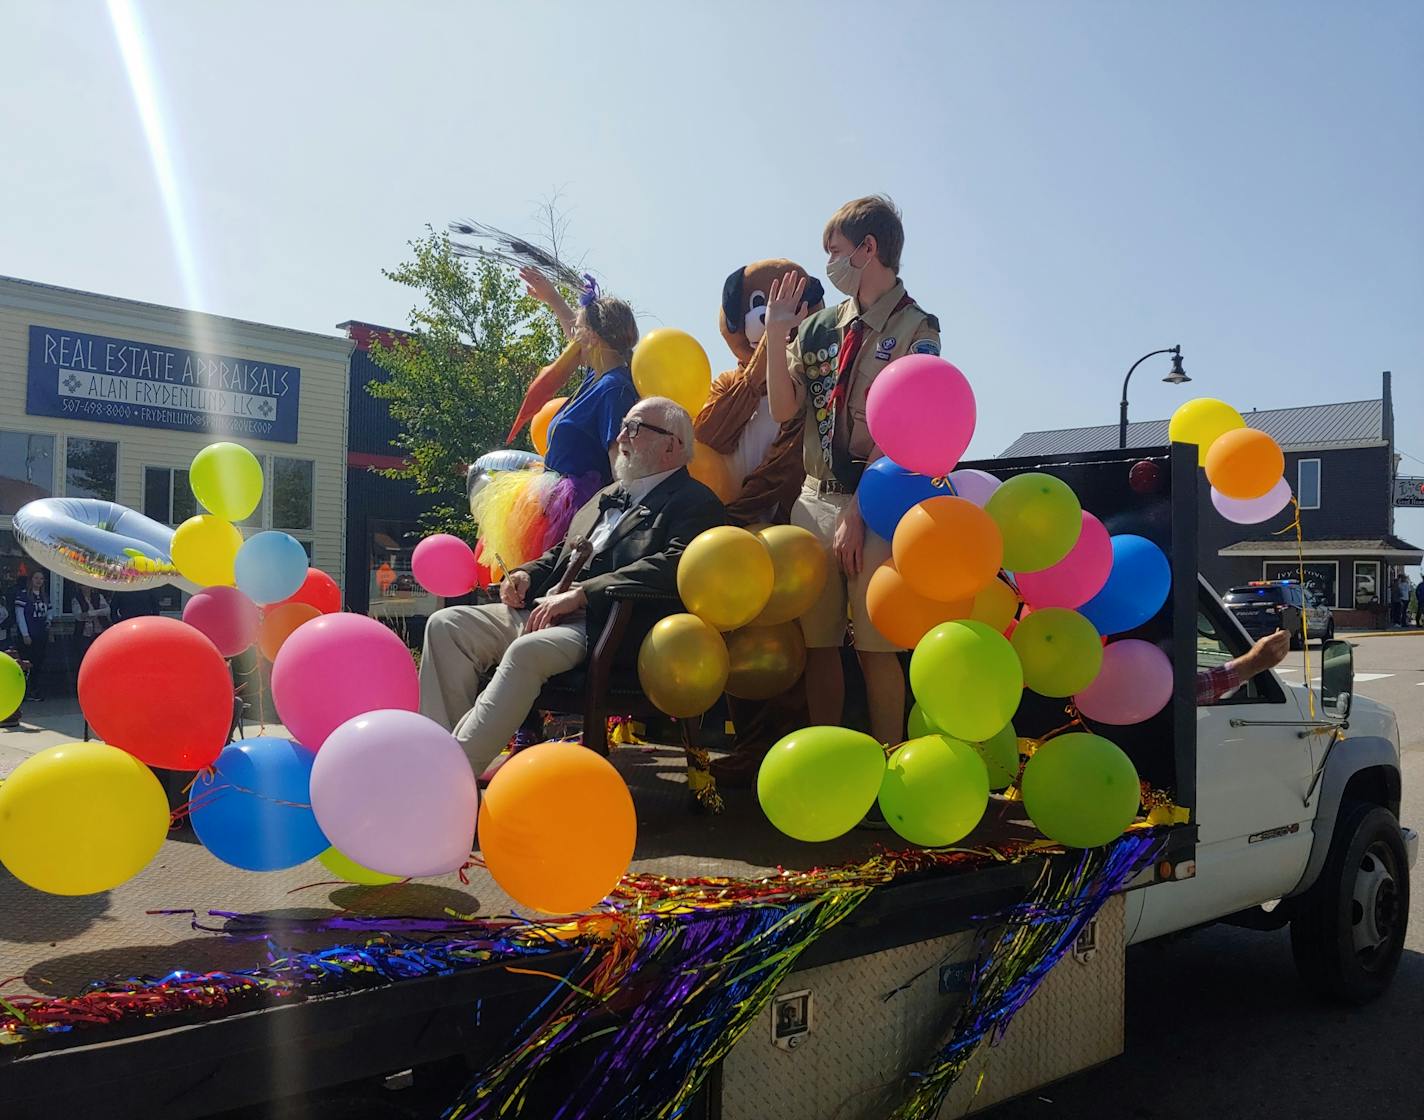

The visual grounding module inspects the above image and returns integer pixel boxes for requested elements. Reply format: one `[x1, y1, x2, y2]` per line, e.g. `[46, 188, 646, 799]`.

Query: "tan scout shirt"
[785, 279, 941, 480]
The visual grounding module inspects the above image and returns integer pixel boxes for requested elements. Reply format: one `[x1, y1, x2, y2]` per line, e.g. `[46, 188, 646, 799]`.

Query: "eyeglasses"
[619, 417, 679, 441]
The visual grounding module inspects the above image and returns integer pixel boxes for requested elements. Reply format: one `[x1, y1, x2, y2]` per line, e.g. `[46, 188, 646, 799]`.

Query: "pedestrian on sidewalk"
[13, 570, 51, 701]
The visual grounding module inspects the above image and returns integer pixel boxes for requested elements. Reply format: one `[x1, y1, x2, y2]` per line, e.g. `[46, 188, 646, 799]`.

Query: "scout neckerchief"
[822, 291, 916, 482]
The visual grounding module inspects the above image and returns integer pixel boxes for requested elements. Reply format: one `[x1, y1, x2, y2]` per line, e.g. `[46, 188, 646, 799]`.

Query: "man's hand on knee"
[526, 587, 586, 632]
[500, 571, 531, 609]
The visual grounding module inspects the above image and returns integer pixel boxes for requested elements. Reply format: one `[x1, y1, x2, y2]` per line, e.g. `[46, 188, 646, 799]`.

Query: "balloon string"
[1272, 497, 1315, 718]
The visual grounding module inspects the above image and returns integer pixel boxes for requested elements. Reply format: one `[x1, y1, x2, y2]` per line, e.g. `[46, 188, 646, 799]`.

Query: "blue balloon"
[1079, 535, 1171, 635]
[191, 737, 328, 871]
[857, 458, 944, 540]
[234, 530, 309, 604]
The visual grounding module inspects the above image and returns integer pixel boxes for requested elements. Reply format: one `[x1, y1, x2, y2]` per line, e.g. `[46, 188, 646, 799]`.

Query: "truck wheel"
[1290, 802, 1410, 1003]
[1325, 620, 1335, 640]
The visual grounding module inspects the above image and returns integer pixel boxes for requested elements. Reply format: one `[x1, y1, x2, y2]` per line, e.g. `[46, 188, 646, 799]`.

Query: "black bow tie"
[598, 487, 631, 512]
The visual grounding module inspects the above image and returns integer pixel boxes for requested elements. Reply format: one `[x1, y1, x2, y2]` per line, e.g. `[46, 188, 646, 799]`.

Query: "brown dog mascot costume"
[693, 260, 825, 526]
[695, 260, 823, 785]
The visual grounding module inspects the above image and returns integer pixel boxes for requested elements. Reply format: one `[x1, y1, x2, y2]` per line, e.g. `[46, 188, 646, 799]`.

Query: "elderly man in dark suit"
[420, 396, 725, 772]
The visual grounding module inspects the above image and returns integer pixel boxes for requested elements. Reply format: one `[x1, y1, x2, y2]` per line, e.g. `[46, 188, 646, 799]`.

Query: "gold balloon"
[638, 613, 730, 718]
[752, 524, 830, 626]
[676, 526, 774, 631]
[725, 622, 807, 700]
[970, 577, 1019, 633]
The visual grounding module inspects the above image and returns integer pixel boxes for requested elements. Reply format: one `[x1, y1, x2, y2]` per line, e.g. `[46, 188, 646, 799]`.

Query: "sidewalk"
[1340, 627, 1424, 640]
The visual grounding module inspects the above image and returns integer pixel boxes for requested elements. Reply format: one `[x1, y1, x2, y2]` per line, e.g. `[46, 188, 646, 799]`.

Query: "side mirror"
[1320, 639, 1354, 721]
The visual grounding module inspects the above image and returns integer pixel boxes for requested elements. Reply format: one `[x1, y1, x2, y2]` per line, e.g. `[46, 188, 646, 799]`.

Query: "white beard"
[613, 445, 664, 482]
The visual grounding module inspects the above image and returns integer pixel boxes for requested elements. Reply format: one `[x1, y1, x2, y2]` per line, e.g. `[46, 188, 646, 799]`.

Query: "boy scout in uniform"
[766, 195, 940, 752]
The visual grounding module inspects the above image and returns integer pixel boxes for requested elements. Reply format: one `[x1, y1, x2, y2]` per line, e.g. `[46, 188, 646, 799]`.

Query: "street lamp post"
[1119, 345, 1190, 449]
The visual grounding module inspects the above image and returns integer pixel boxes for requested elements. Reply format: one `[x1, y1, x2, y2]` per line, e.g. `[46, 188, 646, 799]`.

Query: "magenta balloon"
[947, 468, 1001, 507]
[412, 533, 479, 598]
[271, 614, 419, 750]
[1211, 479, 1291, 525]
[310, 709, 478, 877]
[1074, 639, 1173, 725]
[1016, 511, 1112, 609]
[865, 355, 977, 478]
[182, 586, 259, 657]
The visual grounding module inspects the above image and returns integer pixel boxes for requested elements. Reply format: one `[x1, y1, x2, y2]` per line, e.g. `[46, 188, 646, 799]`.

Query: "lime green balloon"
[190, 442, 264, 521]
[974, 721, 1020, 791]
[0, 652, 23, 721]
[907, 702, 942, 740]
[1010, 608, 1103, 697]
[878, 736, 990, 847]
[1020, 732, 1141, 847]
[909, 620, 1023, 741]
[758, 726, 886, 841]
[319, 846, 403, 886]
[985, 472, 1082, 573]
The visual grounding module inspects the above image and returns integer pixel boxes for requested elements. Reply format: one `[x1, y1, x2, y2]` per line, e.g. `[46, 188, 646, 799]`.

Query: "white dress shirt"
[587, 468, 678, 554]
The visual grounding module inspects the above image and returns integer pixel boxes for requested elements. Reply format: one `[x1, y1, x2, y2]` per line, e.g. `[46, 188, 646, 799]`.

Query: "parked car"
[1223, 579, 1334, 647]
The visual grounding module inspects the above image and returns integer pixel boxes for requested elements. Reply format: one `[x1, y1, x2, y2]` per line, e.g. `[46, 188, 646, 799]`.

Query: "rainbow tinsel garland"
[0, 833, 1162, 1119]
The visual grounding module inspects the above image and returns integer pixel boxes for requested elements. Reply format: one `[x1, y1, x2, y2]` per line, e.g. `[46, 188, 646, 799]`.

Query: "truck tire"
[1289, 802, 1410, 1003]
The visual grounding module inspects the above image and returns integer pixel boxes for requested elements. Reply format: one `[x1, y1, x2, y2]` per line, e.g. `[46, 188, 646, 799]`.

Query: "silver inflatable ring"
[13, 497, 187, 591]
[467, 449, 543, 514]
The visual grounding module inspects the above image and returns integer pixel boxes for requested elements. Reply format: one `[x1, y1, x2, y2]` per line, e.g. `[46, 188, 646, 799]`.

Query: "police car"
[1222, 579, 1334, 647]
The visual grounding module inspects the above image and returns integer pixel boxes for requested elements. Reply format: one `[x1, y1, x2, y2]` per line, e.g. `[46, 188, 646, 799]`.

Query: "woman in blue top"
[471, 273, 641, 570]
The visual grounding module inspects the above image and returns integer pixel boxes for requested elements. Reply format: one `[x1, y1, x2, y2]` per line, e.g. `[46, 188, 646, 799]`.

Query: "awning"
[1217, 537, 1424, 563]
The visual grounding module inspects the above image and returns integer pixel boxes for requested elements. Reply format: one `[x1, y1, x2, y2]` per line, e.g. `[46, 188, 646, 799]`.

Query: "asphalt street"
[984, 632, 1424, 1120]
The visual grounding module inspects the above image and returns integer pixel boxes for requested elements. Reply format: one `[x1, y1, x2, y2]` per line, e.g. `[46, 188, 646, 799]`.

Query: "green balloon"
[909, 620, 1023, 741]
[0, 651, 23, 721]
[985, 472, 1082, 573]
[878, 735, 990, 847]
[190, 442, 264, 522]
[907, 702, 942, 740]
[974, 721, 1020, 790]
[1020, 732, 1141, 847]
[758, 726, 887, 842]
[1010, 608, 1103, 697]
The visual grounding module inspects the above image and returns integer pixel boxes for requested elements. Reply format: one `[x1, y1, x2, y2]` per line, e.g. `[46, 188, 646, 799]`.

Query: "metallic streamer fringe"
[0, 833, 1161, 1120]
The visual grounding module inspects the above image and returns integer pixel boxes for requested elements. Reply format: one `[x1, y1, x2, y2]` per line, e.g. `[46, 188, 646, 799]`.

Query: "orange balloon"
[1205, 427, 1285, 500]
[478, 742, 637, 914]
[688, 441, 739, 504]
[970, 577, 1020, 632]
[892, 496, 1003, 603]
[258, 602, 320, 661]
[530, 396, 568, 457]
[865, 562, 972, 650]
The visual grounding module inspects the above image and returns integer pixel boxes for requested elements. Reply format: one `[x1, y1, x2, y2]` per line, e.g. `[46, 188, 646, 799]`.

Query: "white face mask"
[825, 248, 866, 297]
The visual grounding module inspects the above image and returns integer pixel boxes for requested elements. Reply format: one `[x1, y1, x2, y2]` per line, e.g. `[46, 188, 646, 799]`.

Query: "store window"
[65, 438, 118, 501]
[367, 517, 437, 635]
[143, 466, 197, 526]
[0, 431, 55, 516]
[272, 457, 314, 532]
[1297, 458, 1321, 511]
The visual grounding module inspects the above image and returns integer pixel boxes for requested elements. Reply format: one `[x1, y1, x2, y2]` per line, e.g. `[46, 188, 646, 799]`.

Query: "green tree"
[366, 229, 568, 538]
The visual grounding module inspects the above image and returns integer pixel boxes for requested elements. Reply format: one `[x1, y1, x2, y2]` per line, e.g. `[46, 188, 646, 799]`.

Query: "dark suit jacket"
[518, 467, 726, 633]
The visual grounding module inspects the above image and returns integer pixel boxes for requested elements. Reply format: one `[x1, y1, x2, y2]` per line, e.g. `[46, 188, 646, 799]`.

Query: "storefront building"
[0, 275, 351, 683]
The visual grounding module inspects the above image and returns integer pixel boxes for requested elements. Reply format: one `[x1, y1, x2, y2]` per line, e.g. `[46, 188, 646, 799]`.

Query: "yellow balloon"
[318, 846, 403, 886]
[631, 328, 713, 416]
[753, 524, 830, 625]
[677, 526, 775, 631]
[190, 441, 264, 521]
[970, 577, 1019, 633]
[172, 514, 244, 587]
[0, 742, 168, 895]
[688, 441, 739, 504]
[1168, 398, 1246, 466]
[725, 622, 807, 700]
[638, 613, 730, 718]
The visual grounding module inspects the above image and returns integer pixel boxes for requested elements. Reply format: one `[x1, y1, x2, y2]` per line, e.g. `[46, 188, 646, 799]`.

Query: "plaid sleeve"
[1196, 662, 1243, 704]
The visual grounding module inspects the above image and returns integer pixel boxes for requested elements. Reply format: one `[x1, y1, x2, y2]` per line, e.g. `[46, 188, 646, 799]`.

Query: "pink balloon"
[866, 355, 977, 478]
[183, 586, 259, 657]
[1074, 639, 1173, 725]
[1212, 479, 1291, 525]
[271, 614, 419, 749]
[311, 709, 478, 877]
[1016, 511, 1112, 609]
[947, 468, 1001, 507]
[412, 534, 479, 597]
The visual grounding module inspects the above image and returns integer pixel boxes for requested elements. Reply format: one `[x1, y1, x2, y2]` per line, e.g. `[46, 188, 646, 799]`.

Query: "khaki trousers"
[418, 603, 588, 773]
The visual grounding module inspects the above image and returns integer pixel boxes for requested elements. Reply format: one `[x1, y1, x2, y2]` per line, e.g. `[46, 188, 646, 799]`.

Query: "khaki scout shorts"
[790, 481, 900, 653]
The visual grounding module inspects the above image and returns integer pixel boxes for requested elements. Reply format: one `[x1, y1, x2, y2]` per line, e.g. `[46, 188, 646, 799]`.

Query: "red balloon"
[277, 568, 342, 614]
[1128, 460, 1162, 495]
[78, 617, 233, 769]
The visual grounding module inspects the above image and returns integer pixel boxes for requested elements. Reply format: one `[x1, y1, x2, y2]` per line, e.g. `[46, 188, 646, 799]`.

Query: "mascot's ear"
[721, 268, 745, 328]
[802, 276, 825, 309]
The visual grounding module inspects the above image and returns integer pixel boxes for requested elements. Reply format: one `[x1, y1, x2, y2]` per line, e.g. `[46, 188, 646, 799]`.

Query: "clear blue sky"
[4, 2, 1422, 545]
